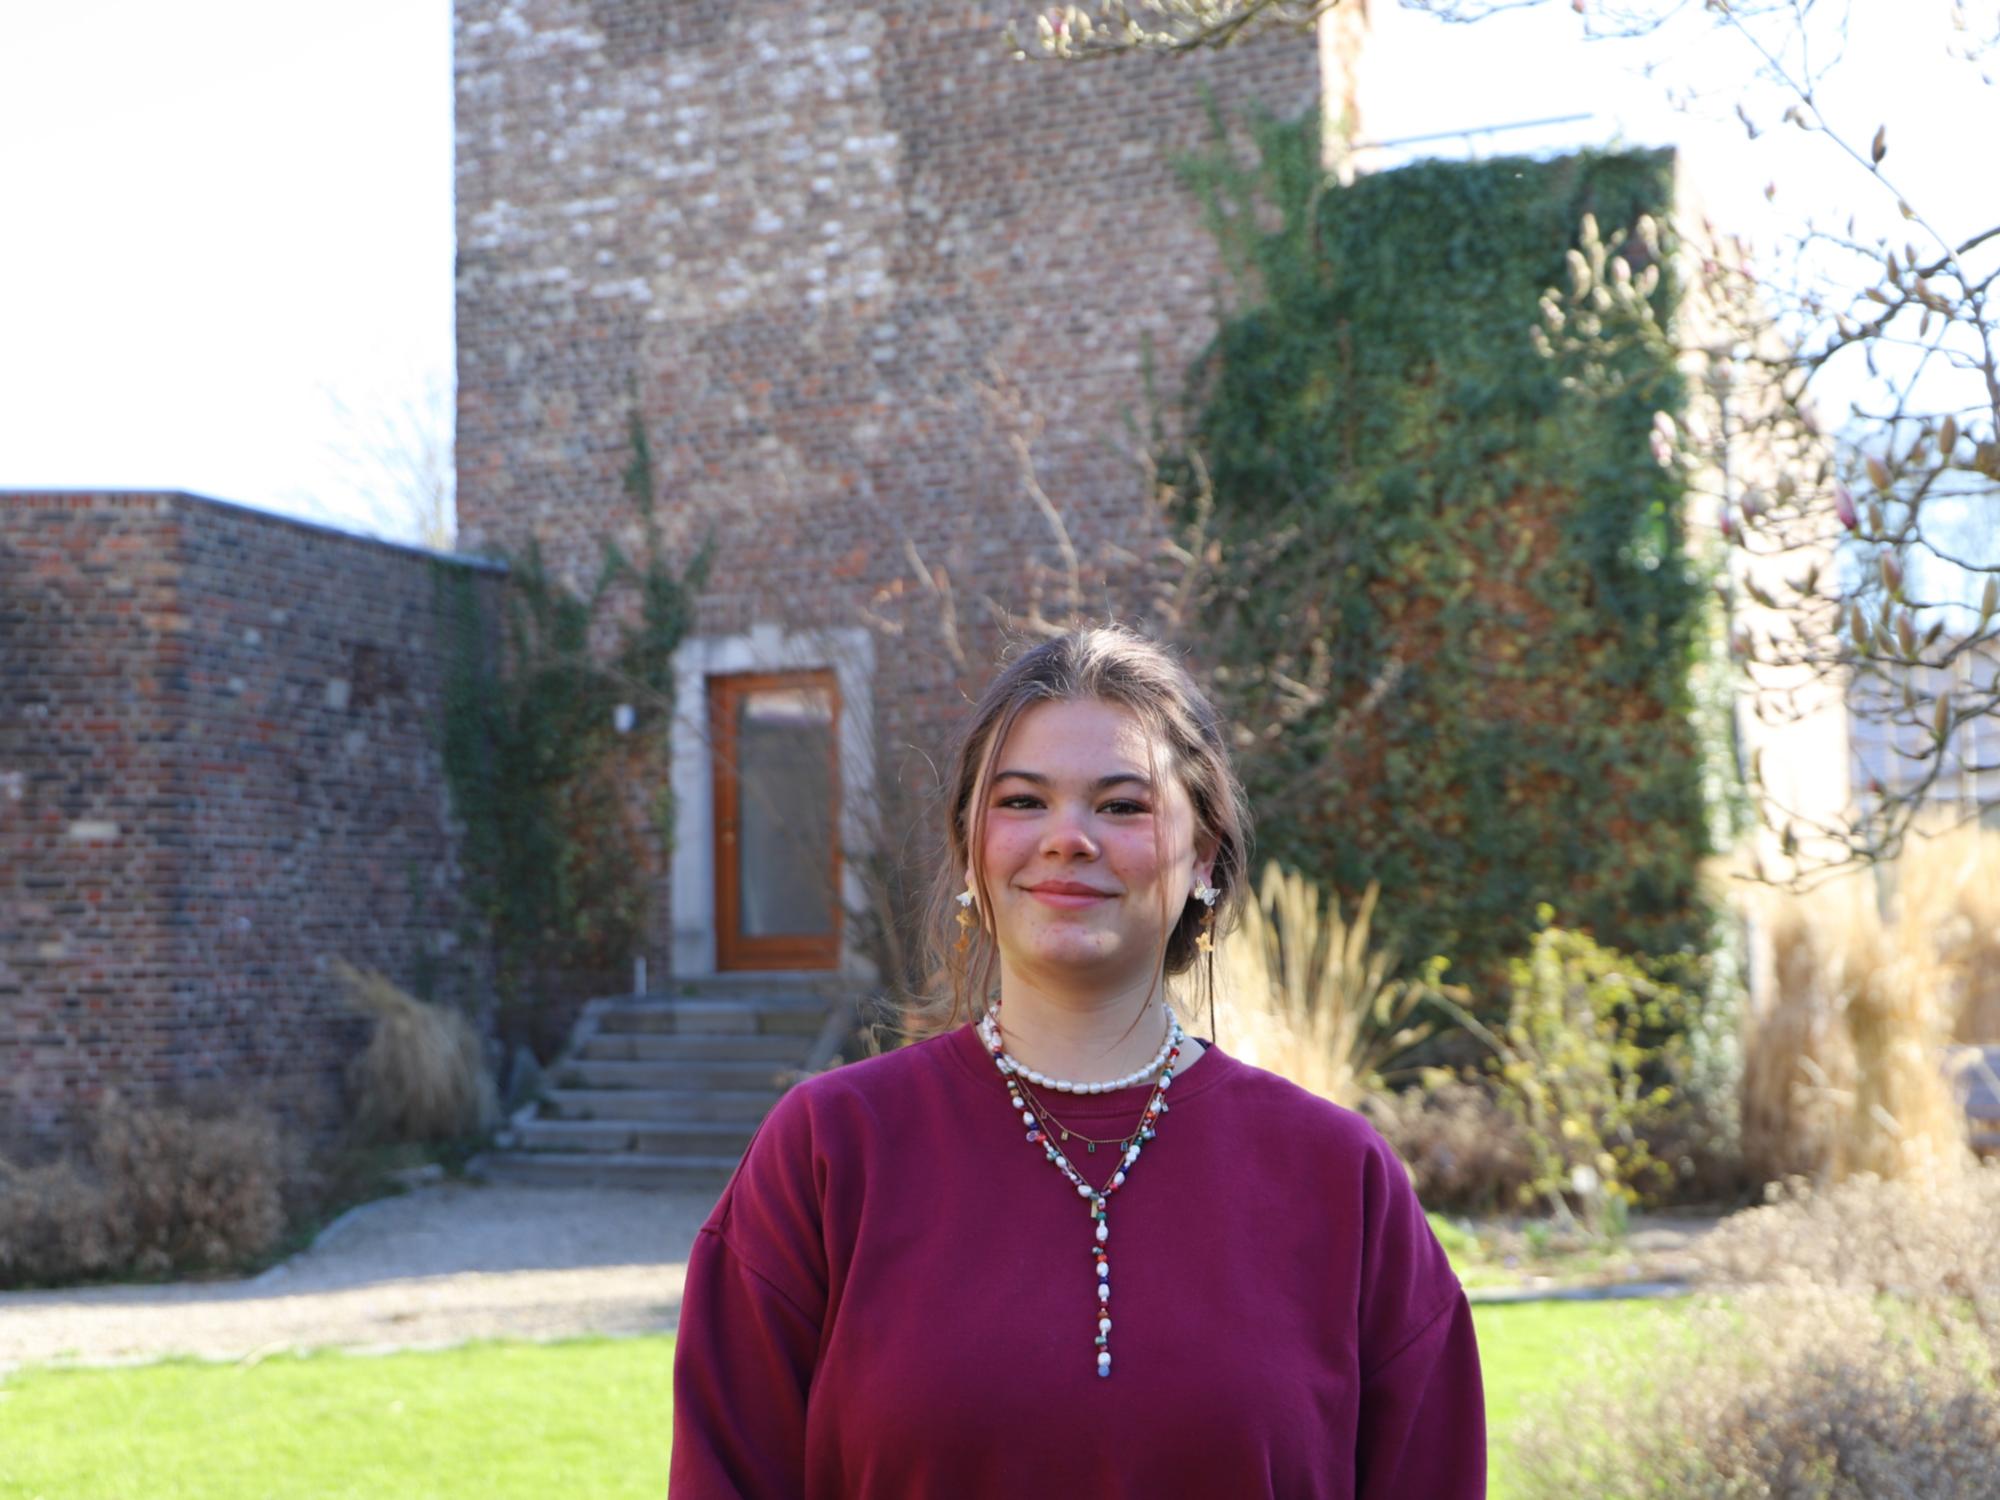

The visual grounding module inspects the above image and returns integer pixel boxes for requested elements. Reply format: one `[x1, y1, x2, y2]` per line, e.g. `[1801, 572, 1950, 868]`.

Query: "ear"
[1193, 834, 1220, 889]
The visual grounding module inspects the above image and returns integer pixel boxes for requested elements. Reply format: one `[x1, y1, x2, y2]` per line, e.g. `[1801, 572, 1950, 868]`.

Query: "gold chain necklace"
[1016, 1078, 1148, 1154]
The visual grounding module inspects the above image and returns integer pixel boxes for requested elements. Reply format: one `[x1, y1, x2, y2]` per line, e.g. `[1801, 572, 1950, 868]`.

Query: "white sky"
[0, 2, 454, 537]
[0, 1, 1992, 545]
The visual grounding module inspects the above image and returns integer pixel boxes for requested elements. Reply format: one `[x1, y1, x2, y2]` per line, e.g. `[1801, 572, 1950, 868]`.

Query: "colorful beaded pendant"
[977, 1004, 1182, 1379]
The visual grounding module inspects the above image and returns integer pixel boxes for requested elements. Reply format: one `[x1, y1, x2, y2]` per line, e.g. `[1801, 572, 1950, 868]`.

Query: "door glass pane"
[736, 686, 836, 938]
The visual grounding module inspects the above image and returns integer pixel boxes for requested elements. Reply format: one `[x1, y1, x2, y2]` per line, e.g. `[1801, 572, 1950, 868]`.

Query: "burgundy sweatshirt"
[670, 1022, 1485, 1498]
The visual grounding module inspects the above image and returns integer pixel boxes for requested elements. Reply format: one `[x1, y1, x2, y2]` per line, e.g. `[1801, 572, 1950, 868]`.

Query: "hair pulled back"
[914, 624, 1252, 1036]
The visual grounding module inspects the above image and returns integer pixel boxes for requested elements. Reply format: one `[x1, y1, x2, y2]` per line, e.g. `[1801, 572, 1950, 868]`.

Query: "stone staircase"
[469, 976, 857, 1192]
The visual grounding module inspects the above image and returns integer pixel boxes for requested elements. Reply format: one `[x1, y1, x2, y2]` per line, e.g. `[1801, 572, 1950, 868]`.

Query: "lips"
[1024, 881, 1115, 909]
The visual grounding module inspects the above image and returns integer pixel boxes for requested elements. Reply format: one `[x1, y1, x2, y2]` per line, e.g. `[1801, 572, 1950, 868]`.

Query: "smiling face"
[973, 697, 1212, 993]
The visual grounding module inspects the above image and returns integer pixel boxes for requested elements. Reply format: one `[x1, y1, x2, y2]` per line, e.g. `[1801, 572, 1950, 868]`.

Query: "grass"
[0, 1338, 672, 1500]
[1430, 1210, 1691, 1291]
[1475, 1298, 1684, 1498]
[0, 1304, 1675, 1498]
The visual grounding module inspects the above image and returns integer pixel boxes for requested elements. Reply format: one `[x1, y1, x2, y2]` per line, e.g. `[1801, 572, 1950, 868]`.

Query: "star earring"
[1192, 877, 1219, 954]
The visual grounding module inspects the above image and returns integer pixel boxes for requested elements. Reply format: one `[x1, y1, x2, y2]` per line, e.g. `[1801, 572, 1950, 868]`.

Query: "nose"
[1039, 805, 1100, 861]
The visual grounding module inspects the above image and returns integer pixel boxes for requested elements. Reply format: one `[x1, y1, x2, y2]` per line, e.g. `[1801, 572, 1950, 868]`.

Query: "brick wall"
[0, 492, 500, 1159]
[453, 0, 1325, 957]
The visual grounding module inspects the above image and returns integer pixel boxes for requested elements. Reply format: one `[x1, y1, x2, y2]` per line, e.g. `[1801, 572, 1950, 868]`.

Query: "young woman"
[670, 626, 1485, 1498]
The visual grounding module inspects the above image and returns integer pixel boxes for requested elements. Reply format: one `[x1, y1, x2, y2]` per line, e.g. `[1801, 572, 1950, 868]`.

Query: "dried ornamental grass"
[333, 962, 499, 1144]
[1740, 872, 1970, 1187]
[1833, 916, 1967, 1186]
[1892, 821, 2000, 1043]
[1740, 883, 1859, 1184]
[1208, 863, 1434, 1108]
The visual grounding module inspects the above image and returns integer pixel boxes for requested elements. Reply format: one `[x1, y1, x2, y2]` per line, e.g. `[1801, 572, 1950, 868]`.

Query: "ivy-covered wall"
[1185, 127, 1714, 987]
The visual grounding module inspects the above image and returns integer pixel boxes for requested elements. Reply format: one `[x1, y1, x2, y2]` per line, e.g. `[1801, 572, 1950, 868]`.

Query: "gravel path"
[0, 1183, 1723, 1372]
[0, 1181, 716, 1371]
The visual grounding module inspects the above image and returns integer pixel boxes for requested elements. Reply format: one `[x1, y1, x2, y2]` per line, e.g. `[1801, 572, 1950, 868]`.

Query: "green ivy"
[437, 407, 711, 1016]
[1179, 113, 1718, 991]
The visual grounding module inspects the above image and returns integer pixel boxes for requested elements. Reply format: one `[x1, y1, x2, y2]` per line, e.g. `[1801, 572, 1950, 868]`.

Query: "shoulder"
[776, 1027, 965, 1118]
[1205, 1052, 1430, 1236]
[1209, 1051, 1400, 1163]
[708, 1028, 969, 1238]
[732, 1027, 968, 1168]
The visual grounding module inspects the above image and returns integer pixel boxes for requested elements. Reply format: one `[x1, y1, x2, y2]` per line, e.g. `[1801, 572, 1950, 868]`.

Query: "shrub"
[0, 1157, 119, 1286]
[333, 961, 499, 1144]
[1209, 862, 1440, 1107]
[0, 1092, 291, 1287]
[1696, 1165, 2000, 1300]
[1439, 910, 1701, 1232]
[1514, 1285, 2000, 1497]
[1360, 1077, 1537, 1213]
[1510, 1166, 2000, 1498]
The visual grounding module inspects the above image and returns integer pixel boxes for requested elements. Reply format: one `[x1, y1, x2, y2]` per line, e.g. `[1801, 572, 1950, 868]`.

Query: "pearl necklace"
[976, 1011, 1179, 1094]
[978, 1003, 1183, 1379]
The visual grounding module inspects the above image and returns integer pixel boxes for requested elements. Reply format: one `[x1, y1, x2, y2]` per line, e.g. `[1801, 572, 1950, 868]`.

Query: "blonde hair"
[910, 624, 1252, 1038]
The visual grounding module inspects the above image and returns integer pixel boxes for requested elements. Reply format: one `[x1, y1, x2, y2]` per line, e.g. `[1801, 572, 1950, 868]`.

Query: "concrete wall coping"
[0, 488, 510, 576]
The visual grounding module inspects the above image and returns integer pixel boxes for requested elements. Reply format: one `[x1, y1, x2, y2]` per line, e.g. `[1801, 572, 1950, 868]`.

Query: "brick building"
[453, 0, 1339, 980]
[0, 492, 499, 1158]
[2, 4, 1347, 1155]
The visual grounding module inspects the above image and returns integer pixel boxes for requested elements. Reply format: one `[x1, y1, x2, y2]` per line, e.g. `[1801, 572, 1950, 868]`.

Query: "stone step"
[543, 1087, 782, 1123]
[555, 1058, 800, 1092]
[576, 1032, 806, 1063]
[468, 1150, 740, 1192]
[596, 997, 827, 1037]
[650, 972, 857, 1000]
[516, 1117, 759, 1156]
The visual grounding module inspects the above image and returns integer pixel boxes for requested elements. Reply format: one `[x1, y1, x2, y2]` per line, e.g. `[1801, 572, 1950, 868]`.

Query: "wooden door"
[710, 671, 843, 971]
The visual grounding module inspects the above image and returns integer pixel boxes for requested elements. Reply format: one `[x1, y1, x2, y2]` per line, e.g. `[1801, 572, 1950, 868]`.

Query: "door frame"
[708, 669, 843, 971]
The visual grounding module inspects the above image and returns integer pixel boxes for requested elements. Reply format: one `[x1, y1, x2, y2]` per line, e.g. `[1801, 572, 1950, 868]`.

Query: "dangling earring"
[1192, 877, 1219, 955]
[956, 887, 977, 952]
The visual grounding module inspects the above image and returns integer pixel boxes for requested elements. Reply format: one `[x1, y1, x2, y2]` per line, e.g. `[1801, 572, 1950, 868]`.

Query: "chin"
[1017, 928, 1136, 975]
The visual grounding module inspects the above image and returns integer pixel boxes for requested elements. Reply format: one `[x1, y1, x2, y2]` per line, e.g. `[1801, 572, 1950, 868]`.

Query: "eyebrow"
[991, 770, 1154, 793]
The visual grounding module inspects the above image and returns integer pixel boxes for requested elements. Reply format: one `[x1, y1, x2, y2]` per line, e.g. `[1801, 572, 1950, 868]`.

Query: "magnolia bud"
[1834, 483, 1858, 530]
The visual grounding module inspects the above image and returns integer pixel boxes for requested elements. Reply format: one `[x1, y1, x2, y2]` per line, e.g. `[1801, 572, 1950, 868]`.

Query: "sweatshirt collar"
[945, 1016, 1237, 1119]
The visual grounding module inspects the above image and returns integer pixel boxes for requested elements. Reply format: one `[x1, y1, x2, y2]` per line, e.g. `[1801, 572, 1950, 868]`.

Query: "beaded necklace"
[977, 1002, 1184, 1379]
[1017, 1082, 1137, 1154]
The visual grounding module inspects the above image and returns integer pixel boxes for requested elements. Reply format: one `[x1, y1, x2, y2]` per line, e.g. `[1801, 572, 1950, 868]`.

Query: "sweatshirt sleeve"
[1352, 1130, 1487, 1499]
[669, 1091, 830, 1500]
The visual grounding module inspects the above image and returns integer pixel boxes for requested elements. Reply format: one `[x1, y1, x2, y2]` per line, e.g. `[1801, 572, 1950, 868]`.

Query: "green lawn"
[0, 1339, 673, 1500]
[0, 1304, 1676, 1498]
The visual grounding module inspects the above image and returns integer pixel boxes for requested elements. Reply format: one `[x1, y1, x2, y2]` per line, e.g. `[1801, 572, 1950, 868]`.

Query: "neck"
[990, 963, 1177, 1086]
